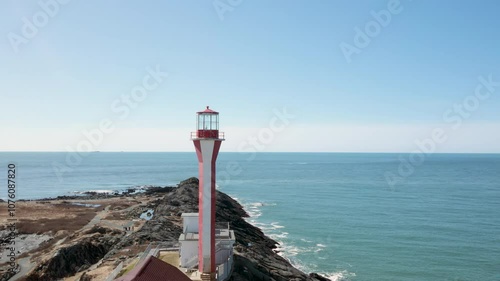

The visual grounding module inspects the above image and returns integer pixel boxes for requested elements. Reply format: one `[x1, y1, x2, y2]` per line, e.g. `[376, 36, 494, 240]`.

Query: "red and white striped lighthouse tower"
[191, 106, 224, 279]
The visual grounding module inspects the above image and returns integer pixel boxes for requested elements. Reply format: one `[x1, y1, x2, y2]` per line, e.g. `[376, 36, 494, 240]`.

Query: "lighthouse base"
[179, 213, 235, 281]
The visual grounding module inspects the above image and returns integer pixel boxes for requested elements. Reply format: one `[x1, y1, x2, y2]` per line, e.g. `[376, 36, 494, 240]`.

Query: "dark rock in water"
[309, 273, 332, 281]
[144, 186, 175, 195]
[124, 188, 136, 194]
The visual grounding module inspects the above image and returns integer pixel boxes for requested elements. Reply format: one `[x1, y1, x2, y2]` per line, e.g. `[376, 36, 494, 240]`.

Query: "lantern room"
[193, 106, 224, 139]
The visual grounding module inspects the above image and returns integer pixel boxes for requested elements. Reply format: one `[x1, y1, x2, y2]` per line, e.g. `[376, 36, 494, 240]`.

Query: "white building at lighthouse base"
[179, 213, 236, 281]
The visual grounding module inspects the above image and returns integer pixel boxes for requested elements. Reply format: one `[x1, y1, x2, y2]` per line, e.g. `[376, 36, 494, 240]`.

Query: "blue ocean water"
[0, 152, 499, 280]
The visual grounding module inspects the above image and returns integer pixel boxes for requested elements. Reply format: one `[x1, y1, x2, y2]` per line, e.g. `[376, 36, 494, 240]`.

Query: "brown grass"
[17, 211, 97, 235]
[0, 202, 97, 223]
[0, 202, 100, 234]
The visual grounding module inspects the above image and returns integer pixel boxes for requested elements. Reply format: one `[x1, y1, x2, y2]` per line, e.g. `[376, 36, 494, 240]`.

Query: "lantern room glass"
[197, 113, 219, 131]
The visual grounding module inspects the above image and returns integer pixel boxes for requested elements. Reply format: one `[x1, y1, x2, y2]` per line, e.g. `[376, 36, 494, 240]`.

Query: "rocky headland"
[0, 178, 330, 281]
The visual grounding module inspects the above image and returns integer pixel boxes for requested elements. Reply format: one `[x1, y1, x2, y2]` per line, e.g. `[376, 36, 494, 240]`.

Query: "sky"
[1, 0, 500, 152]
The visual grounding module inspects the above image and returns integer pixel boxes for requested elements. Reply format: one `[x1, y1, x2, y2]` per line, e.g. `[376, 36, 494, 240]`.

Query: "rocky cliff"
[149, 177, 329, 281]
[10, 178, 329, 281]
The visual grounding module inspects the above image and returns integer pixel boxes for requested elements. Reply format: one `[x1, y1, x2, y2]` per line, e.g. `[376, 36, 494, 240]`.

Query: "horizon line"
[1, 151, 500, 154]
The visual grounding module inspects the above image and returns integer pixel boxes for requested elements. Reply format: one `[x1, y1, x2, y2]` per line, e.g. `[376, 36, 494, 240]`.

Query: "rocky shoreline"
[0, 178, 330, 281]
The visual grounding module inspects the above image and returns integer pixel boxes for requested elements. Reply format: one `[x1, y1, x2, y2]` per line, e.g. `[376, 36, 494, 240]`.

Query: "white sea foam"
[287, 246, 302, 256]
[270, 232, 289, 239]
[271, 222, 285, 229]
[246, 209, 262, 218]
[243, 201, 276, 219]
[273, 239, 357, 281]
[74, 184, 160, 196]
[249, 202, 264, 207]
[136, 185, 154, 189]
[237, 199, 355, 281]
[323, 271, 356, 281]
[275, 242, 303, 257]
[81, 189, 115, 194]
[253, 223, 276, 232]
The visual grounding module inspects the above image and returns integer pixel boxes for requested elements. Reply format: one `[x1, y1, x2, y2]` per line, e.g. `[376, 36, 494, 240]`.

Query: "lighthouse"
[191, 106, 224, 279]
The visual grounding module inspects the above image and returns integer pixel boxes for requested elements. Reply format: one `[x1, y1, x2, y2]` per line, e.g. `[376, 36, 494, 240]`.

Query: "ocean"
[0, 152, 499, 281]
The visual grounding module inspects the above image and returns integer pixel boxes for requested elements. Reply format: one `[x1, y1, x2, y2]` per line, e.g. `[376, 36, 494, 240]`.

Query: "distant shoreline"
[1, 151, 500, 154]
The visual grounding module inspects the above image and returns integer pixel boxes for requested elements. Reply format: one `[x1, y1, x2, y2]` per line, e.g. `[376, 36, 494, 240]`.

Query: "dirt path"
[83, 205, 111, 229]
[9, 257, 32, 281]
[84, 204, 138, 233]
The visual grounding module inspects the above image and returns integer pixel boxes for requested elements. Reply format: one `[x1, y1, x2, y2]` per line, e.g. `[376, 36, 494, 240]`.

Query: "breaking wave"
[237, 199, 355, 281]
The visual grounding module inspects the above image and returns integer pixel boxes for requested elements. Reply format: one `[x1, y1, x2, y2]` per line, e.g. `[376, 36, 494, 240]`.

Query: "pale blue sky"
[1, 0, 499, 152]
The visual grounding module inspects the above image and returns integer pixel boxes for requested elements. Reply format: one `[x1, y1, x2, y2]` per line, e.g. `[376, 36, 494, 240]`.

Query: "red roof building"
[115, 256, 192, 281]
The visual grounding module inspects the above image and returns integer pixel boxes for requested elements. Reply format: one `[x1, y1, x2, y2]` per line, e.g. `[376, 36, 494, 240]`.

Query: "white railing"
[136, 242, 162, 265]
[104, 262, 123, 281]
[136, 243, 153, 265]
[184, 255, 198, 270]
[190, 131, 225, 140]
[149, 245, 160, 257]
